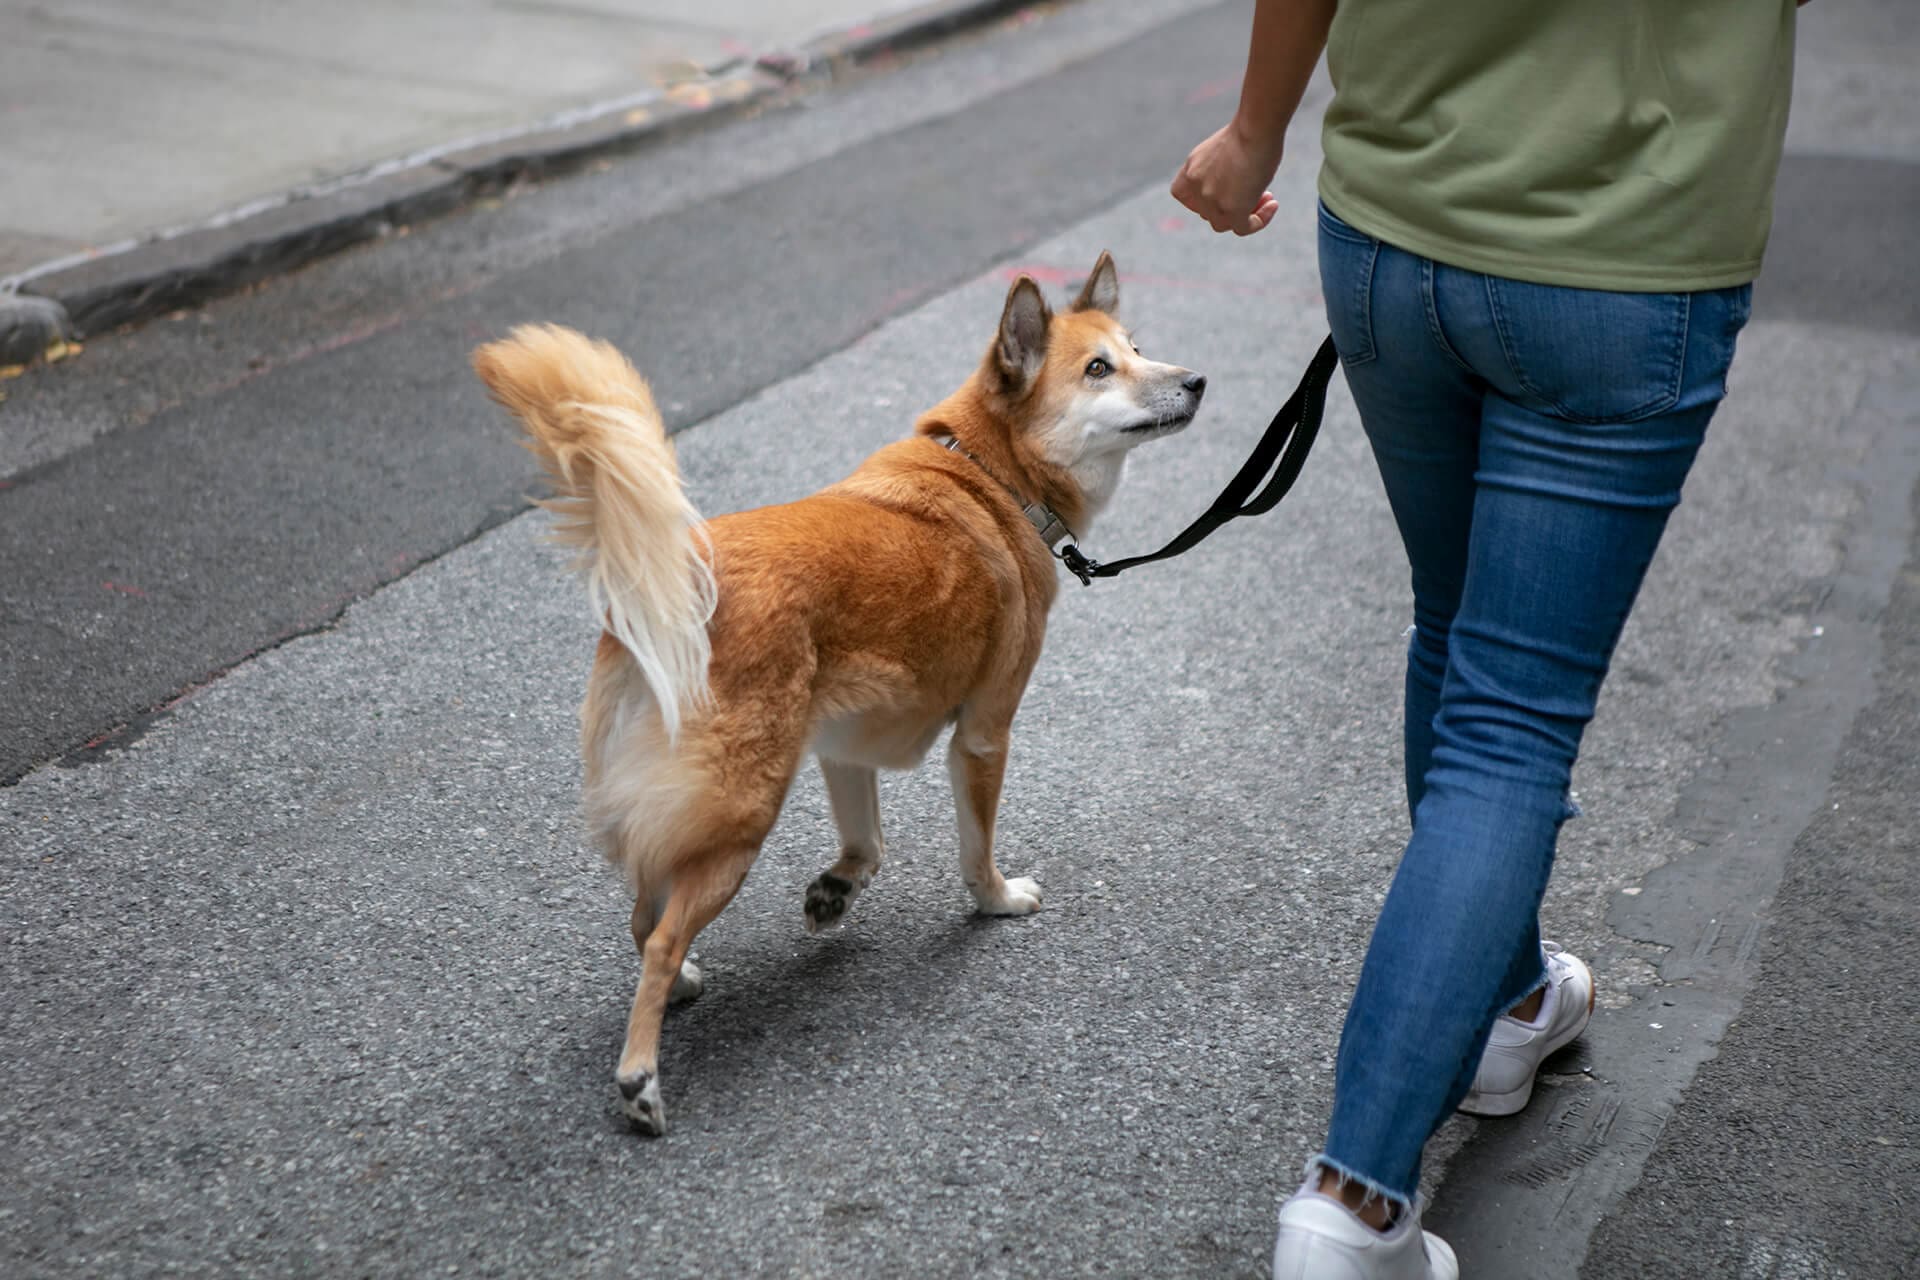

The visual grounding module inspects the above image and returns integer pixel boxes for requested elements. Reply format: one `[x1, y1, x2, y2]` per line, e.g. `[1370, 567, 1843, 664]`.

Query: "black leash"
[1056, 334, 1341, 585]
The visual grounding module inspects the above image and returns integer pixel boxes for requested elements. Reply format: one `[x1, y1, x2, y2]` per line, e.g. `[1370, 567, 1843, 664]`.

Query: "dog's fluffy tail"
[474, 324, 716, 741]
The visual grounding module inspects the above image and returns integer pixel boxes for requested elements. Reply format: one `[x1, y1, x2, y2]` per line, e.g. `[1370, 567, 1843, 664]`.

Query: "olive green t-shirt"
[1319, 0, 1798, 292]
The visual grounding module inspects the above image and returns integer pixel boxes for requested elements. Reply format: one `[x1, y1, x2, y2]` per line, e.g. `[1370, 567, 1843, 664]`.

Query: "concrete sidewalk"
[0, 0, 1046, 354]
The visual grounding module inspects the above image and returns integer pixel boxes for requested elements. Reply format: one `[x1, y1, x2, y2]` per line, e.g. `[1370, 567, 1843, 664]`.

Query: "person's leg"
[1319, 206, 1583, 1119]
[1318, 267, 1753, 1202]
[1316, 202, 1484, 818]
[1308, 208, 1484, 1237]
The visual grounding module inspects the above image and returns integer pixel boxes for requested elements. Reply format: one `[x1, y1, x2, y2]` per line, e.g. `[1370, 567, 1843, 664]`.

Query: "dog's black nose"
[1183, 373, 1208, 398]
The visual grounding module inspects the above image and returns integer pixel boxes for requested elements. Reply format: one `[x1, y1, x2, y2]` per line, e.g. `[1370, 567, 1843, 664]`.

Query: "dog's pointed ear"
[1070, 250, 1120, 315]
[996, 275, 1052, 386]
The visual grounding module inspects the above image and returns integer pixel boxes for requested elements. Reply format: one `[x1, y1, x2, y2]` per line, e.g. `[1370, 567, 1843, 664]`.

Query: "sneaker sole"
[1456, 976, 1596, 1117]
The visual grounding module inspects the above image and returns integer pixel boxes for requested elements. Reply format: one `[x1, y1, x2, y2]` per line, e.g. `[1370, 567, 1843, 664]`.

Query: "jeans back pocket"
[1483, 277, 1689, 424]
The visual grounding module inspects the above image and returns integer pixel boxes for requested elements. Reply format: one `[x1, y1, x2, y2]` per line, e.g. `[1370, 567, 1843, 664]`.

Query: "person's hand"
[1171, 119, 1285, 236]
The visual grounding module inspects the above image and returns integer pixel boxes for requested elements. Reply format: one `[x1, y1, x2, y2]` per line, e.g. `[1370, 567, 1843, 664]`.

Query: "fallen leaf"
[654, 59, 705, 86]
[0, 364, 26, 380]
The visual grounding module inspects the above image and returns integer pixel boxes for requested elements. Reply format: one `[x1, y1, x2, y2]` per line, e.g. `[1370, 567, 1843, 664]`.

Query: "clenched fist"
[1171, 120, 1285, 237]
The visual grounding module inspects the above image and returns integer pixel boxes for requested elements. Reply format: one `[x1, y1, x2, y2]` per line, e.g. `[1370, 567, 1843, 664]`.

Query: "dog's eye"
[1085, 358, 1110, 379]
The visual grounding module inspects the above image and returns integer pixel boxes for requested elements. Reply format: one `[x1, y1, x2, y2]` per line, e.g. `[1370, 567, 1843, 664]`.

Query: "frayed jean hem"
[1303, 1153, 1415, 1212]
[1514, 963, 1550, 1006]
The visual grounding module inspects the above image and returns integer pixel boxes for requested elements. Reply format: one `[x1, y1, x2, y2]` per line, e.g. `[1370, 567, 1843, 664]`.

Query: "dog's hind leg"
[615, 849, 754, 1135]
[946, 715, 1042, 917]
[803, 759, 884, 933]
[630, 896, 704, 1005]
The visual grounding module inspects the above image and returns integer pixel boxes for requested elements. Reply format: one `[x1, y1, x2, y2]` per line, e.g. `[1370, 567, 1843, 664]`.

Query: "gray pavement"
[0, 0, 941, 276]
[2, 1, 1917, 1277]
[1580, 378, 1920, 1279]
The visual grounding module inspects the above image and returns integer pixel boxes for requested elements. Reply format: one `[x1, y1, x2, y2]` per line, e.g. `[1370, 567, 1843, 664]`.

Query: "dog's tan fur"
[473, 253, 1203, 1133]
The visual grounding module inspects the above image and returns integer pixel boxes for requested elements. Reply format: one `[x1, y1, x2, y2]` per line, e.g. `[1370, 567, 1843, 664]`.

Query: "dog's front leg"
[804, 759, 884, 932]
[946, 722, 1042, 916]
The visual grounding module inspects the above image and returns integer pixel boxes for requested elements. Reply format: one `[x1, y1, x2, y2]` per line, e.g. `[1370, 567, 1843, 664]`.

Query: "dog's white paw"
[617, 1069, 666, 1135]
[976, 876, 1043, 916]
[669, 959, 703, 1005]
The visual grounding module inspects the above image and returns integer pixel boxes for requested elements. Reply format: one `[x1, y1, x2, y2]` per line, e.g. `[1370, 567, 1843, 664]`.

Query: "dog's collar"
[930, 434, 1075, 549]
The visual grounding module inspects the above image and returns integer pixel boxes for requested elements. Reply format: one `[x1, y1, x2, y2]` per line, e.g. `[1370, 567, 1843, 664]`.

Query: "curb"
[0, 293, 70, 366]
[0, 0, 1048, 355]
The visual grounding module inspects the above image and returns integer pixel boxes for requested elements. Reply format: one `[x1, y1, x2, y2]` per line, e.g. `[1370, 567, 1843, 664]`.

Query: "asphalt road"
[3, 2, 1916, 1277]
[1579, 381, 1920, 1279]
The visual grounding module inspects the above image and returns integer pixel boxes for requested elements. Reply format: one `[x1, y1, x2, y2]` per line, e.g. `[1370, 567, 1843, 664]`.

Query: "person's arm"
[1171, 0, 1336, 236]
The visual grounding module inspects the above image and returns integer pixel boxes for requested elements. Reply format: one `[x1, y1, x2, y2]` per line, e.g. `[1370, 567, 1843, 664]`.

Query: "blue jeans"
[1312, 201, 1751, 1202]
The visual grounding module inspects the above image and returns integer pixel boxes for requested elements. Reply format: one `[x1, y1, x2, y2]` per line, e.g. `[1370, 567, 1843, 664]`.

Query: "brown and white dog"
[473, 252, 1204, 1133]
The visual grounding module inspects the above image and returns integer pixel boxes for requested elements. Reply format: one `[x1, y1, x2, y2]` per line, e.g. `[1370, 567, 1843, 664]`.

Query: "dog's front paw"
[803, 871, 859, 933]
[617, 1069, 666, 1136]
[975, 876, 1043, 917]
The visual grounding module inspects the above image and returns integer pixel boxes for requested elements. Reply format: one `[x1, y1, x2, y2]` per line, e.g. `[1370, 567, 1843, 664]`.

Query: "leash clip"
[1057, 543, 1100, 586]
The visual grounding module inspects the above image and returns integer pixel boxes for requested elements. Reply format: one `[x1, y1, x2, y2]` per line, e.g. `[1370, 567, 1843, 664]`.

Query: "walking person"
[1172, 1, 1801, 1274]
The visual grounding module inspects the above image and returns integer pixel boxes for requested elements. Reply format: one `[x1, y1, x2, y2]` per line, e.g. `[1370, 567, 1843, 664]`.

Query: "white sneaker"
[1271, 1183, 1458, 1280]
[1458, 942, 1594, 1117]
